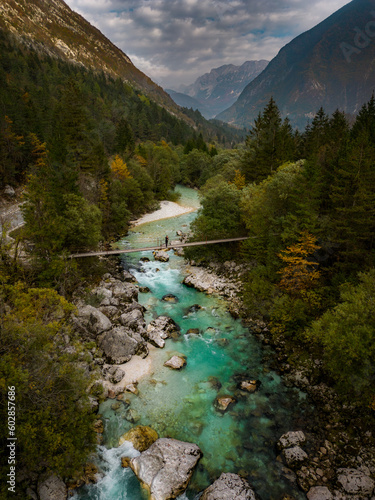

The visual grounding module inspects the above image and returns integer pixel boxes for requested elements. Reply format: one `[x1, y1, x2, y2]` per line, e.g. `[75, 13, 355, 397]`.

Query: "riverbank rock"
[120, 309, 146, 332]
[98, 327, 139, 364]
[37, 473, 67, 500]
[119, 426, 159, 452]
[130, 438, 202, 500]
[214, 395, 237, 413]
[200, 472, 256, 500]
[183, 266, 240, 299]
[73, 305, 112, 338]
[143, 316, 180, 348]
[153, 250, 169, 262]
[164, 355, 187, 370]
[103, 365, 125, 384]
[336, 468, 374, 495]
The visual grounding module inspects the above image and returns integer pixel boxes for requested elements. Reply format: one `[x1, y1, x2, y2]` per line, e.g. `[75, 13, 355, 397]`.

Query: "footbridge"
[69, 237, 248, 259]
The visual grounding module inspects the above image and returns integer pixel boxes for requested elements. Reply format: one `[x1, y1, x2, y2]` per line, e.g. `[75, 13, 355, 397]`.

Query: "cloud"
[65, 0, 350, 88]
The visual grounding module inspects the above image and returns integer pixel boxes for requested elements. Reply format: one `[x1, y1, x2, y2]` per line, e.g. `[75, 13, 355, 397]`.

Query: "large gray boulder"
[153, 250, 169, 262]
[99, 327, 139, 364]
[336, 468, 374, 495]
[143, 316, 180, 348]
[37, 474, 67, 500]
[130, 438, 202, 500]
[200, 473, 256, 500]
[73, 305, 112, 338]
[120, 309, 146, 332]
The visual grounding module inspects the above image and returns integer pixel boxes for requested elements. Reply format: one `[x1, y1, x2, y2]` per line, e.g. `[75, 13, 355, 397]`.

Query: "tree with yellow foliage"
[110, 155, 132, 181]
[278, 231, 321, 296]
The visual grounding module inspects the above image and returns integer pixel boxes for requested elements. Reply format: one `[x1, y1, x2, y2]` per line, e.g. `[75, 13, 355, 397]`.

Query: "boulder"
[153, 250, 169, 262]
[4, 185, 16, 197]
[336, 468, 375, 495]
[91, 287, 112, 306]
[214, 395, 237, 413]
[122, 270, 137, 283]
[99, 327, 139, 364]
[278, 431, 306, 450]
[162, 294, 179, 303]
[139, 286, 151, 293]
[143, 316, 180, 348]
[102, 365, 125, 384]
[37, 474, 67, 500]
[282, 446, 308, 467]
[130, 438, 202, 500]
[111, 282, 138, 303]
[121, 457, 131, 468]
[73, 305, 112, 338]
[125, 408, 141, 423]
[164, 355, 187, 370]
[186, 304, 203, 313]
[120, 309, 146, 331]
[200, 472, 256, 500]
[239, 380, 259, 393]
[307, 486, 333, 500]
[186, 328, 200, 335]
[119, 426, 159, 452]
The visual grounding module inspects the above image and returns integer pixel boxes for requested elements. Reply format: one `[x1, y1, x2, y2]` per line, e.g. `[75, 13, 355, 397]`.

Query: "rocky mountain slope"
[168, 60, 268, 119]
[218, 0, 375, 128]
[0, 0, 180, 114]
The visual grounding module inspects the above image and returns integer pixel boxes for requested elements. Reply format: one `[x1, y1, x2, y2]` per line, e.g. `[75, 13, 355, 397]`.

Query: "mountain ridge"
[218, 0, 375, 128]
[0, 0, 181, 114]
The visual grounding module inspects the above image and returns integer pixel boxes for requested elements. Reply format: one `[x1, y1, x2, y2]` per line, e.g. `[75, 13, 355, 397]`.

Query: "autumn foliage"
[278, 231, 321, 296]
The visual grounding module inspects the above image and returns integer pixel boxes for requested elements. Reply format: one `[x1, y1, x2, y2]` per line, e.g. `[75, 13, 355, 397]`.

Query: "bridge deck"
[70, 237, 248, 258]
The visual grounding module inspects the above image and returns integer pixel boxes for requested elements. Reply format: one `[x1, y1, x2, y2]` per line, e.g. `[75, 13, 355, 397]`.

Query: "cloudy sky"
[64, 0, 350, 89]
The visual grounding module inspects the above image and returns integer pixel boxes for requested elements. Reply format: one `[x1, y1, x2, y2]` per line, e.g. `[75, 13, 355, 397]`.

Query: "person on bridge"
[165, 235, 169, 248]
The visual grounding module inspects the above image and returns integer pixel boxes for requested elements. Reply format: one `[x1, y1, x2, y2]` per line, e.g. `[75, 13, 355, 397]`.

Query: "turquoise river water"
[73, 186, 310, 500]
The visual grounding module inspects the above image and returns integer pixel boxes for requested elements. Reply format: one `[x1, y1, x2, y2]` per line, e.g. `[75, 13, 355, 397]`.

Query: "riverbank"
[132, 200, 196, 226]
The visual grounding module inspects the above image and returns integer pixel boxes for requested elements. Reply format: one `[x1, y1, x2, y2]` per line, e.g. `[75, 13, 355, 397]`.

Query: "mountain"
[218, 0, 375, 128]
[165, 89, 213, 118]
[168, 60, 268, 119]
[0, 0, 179, 114]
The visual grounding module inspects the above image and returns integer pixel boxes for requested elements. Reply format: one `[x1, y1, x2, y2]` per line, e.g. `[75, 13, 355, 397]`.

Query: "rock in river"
[162, 294, 179, 303]
[164, 355, 187, 370]
[200, 472, 256, 500]
[214, 395, 237, 413]
[143, 316, 180, 348]
[153, 250, 169, 262]
[130, 438, 202, 500]
[119, 425, 159, 452]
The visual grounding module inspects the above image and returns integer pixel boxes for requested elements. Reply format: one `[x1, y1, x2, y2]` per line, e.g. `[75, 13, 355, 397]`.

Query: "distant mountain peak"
[217, 0, 375, 128]
[168, 60, 268, 119]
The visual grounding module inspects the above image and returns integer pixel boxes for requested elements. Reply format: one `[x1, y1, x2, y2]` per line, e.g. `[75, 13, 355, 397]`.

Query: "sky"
[64, 0, 350, 90]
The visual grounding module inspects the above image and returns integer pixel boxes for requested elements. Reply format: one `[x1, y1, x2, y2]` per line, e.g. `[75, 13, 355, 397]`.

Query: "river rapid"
[73, 185, 311, 500]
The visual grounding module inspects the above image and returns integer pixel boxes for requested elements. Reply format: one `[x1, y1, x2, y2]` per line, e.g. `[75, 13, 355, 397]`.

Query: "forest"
[0, 26, 374, 497]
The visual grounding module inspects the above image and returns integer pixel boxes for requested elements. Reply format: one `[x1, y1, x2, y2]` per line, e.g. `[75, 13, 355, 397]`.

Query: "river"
[73, 185, 310, 500]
